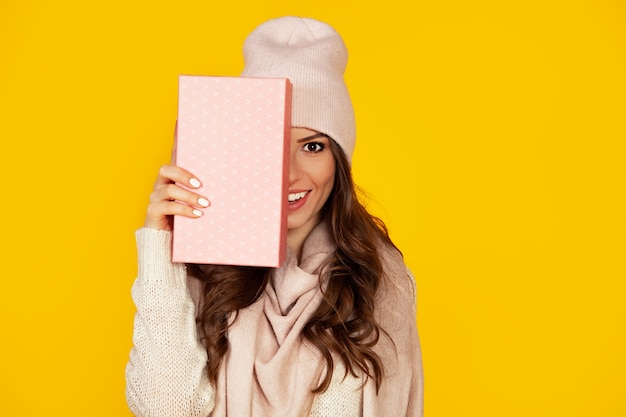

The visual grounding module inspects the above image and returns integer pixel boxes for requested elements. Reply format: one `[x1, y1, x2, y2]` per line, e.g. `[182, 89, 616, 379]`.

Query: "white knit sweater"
[125, 227, 422, 417]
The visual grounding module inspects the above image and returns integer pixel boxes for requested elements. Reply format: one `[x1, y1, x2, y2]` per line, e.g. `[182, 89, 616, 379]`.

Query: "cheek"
[318, 163, 336, 196]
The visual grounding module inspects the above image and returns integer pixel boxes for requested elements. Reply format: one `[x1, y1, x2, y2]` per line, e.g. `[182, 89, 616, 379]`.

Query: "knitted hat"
[241, 16, 356, 161]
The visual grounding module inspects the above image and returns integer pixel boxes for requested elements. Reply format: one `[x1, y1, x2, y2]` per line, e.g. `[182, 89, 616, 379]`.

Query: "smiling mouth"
[288, 191, 309, 203]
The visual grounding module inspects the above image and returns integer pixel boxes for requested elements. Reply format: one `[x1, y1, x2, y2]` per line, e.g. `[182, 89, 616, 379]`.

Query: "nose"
[288, 145, 301, 184]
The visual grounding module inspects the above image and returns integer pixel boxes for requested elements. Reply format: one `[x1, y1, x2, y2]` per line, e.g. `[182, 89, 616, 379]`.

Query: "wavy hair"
[187, 137, 399, 393]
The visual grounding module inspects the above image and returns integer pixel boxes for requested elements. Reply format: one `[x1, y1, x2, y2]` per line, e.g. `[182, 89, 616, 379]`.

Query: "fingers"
[150, 182, 209, 206]
[144, 164, 211, 230]
[154, 164, 202, 190]
[144, 200, 205, 231]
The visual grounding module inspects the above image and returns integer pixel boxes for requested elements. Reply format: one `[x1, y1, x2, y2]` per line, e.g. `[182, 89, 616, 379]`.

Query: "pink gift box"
[172, 75, 292, 267]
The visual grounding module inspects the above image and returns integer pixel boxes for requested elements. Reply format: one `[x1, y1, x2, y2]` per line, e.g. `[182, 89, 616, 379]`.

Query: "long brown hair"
[187, 138, 399, 393]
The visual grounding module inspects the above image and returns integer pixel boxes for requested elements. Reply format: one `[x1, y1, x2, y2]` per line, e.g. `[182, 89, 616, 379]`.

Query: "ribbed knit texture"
[241, 17, 356, 161]
[126, 229, 215, 417]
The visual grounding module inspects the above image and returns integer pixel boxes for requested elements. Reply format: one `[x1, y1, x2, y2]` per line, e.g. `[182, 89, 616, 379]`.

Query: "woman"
[126, 16, 423, 417]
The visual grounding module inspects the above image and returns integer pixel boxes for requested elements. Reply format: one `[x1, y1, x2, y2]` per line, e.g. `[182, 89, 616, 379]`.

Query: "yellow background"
[1, 0, 624, 416]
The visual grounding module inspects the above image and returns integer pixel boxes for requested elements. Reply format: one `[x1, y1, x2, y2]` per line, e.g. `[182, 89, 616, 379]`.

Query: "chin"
[287, 213, 320, 233]
[287, 218, 304, 231]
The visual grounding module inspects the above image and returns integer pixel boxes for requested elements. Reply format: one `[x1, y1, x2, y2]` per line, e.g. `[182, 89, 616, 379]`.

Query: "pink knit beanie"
[241, 16, 356, 161]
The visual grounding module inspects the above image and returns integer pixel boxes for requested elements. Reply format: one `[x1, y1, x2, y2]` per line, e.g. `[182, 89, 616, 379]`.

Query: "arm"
[125, 164, 216, 416]
[125, 228, 215, 416]
[363, 247, 424, 417]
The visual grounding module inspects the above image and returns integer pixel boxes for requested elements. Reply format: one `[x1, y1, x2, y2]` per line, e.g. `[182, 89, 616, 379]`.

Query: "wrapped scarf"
[193, 221, 423, 416]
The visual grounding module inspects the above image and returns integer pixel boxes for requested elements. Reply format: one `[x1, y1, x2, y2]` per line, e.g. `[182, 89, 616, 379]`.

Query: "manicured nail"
[197, 197, 210, 207]
[192, 209, 203, 217]
[189, 178, 201, 188]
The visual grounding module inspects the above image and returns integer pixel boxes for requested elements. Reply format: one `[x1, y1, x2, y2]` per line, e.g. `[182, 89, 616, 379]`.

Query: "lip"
[287, 190, 310, 212]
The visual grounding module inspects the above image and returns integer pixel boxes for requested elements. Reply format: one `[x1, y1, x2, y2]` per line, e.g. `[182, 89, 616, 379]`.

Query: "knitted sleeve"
[125, 228, 215, 417]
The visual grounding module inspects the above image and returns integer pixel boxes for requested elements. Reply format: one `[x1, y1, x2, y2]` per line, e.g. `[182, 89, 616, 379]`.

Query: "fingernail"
[189, 178, 201, 188]
[198, 197, 210, 207]
[192, 209, 203, 217]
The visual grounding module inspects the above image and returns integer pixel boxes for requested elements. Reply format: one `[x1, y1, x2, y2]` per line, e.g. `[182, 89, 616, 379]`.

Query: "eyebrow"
[296, 133, 329, 143]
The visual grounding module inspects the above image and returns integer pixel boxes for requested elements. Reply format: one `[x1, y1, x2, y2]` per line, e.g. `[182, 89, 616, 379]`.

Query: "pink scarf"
[203, 221, 423, 416]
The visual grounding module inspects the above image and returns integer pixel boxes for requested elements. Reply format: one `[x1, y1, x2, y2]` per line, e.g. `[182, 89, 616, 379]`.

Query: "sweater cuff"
[136, 227, 187, 288]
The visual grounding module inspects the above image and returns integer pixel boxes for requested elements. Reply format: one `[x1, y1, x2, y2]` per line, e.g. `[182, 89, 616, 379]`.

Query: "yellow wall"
[1, 1, 624, 416]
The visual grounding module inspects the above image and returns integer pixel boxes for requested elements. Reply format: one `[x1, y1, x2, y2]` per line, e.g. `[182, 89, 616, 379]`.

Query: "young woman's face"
[287, 127, 336, 236]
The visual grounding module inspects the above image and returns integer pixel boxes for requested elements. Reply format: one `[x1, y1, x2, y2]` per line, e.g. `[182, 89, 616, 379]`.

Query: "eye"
[302, 141, 325, 153]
